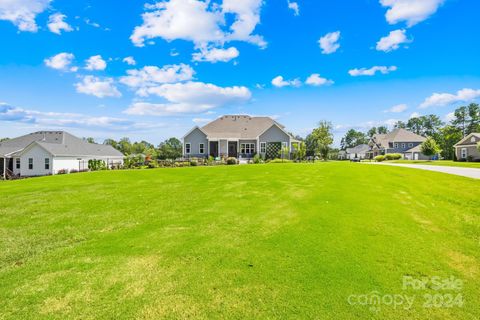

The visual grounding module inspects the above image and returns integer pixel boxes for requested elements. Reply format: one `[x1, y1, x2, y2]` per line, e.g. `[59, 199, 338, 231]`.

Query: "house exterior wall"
[183, 128, 208, 158]
[239, 139, 256, 158]
[385, 141, 422, 154]
[19, 145, 53, 176]
[455, 145, 480, 161]
[259, 125, 290, 144]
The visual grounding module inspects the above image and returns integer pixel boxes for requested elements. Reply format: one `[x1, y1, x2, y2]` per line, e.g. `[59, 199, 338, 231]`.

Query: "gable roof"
[346, 144, 370, 154]
[454, 132, 480, 147]
[0, 131, 123, 158]
[195, 115, 293, 140]
[371, 129, 426, 149]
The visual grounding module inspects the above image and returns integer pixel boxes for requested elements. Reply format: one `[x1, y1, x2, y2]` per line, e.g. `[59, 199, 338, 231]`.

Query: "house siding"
[259, 126, 290, 145]
[455, 145, 480, 161]
[239, 139, 257, 158]
[386, 141, 423, 154]
[20, 145, 53, 177]
[184, 128, 208, 158]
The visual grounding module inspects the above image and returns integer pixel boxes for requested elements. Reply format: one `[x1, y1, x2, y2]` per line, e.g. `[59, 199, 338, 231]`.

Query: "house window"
[260, 142, 266, 153]
[394, 143, 399, 148]
[16, 158, 20, 169]
[199, 143, 205, 154]
[461, 148, 467, 159]
[45, 158, 50, 170]
[408, 143, 413, 147]
[185, 143, 191, 154]
[282, 142, 288, 150]
[401, 143, 406, 148]
[241, 143, 255, 154]
[28, 158, 33, 170]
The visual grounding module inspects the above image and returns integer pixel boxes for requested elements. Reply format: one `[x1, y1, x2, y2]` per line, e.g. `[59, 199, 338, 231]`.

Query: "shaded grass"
[0, 163, 479, 319]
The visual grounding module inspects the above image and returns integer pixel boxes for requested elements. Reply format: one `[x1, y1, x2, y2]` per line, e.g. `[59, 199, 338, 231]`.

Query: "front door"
[209, 141, 219, 157]
[228, 142, 237, 157]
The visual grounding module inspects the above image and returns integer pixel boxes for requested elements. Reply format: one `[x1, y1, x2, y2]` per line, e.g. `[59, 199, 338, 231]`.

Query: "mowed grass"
[0, 163, 479, 319]
[389, 160, 480, 168]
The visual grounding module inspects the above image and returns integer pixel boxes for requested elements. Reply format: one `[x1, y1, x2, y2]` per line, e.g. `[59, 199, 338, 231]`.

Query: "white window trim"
[260, 142, 266, 153]
[45, 158, 50, 170]
[185, 143, 191, 155]
[394, 143, 399, 148]
[461, 148, 467, 159]
[401, 143, 406, 148]
[240, 143, 255, 154]
[28, 158, 33, 170]
[199, 143, 205, 154]
[408, 143, 413, 147]
[16, 158, 20, 169]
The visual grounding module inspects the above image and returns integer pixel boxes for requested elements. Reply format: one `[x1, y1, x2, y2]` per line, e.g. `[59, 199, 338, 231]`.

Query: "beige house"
[454, 133, 480, 161]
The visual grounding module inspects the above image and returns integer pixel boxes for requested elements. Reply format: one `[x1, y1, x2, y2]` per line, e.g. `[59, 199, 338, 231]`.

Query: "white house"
[0, 131, 124, 179]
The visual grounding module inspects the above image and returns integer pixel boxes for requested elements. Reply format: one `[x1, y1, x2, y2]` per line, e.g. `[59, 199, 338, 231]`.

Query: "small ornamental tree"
[420, 137, 442, 160]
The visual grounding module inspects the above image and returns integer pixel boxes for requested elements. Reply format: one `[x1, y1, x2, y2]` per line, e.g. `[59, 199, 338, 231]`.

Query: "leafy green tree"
[407, 117, 423, 135]
[420, 114, 444, 137]
[367, 127, 377, 138]
[438, 125, 462, 160]
[467, 103, 480, 134]
[158, 137, 182, 160]
[0, 137, 10, 142]
[311, 121, 334, 160]
[452, 106, 468, 137]
[420, 137, 442, 160]
[103, 139, 118, 149]
[84, 137, 96, 144]
[305, 133, 317, 157]
[118, 137, 133, 155]
[377, 126, 388, 134]
[394, 121, 406, 129]
[340, 129, 367, 150]
[297, 141, 307, 161]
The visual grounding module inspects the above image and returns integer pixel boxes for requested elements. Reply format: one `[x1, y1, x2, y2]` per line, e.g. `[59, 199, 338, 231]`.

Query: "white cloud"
[271, 76, 301, 88]
[120, 64, 195, 94]
[349, 66, 397, 77]
[85, 55, 107, 71]
[419, 88, 480, 109]
[445, 112, 455, 122]
[47, 13, 73, 35]
[380, 0, 444, 27]
[131, 0, 266, 49]
[385, 104, 408, 113]
[287, 1, 300, 16]
[376, 29, 411, 52]
[193, 118, 212, 124]
[409, 112, 421, 118]
[0, 0, 51, 32]
[192, 47, 239, 63]
[75, 76, 121, 98]
[122, 56, 136, 66]
[319, 31, 341, 54]
[124, 81, 251, 116]
[44, 52, 76, 71]
[305, 74, 334, 87]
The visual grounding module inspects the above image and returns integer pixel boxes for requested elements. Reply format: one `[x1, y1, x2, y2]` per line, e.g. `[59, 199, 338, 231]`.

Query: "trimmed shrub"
[252, 154, 263, 164]
[385, 153, 402, 160]
[226, 157, 238, 165]
[190, 160, 198, 166]
[374, 155, 386, 162]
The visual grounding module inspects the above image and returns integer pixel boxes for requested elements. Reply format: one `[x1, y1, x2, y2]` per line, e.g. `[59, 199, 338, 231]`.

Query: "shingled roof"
[199, 115, 292, 140]
[371, 128, 426, 148]
[0, 131, 123, 157]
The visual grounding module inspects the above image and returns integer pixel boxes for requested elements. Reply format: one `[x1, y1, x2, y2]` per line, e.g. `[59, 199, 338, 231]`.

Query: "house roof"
[371, 129, 426, 149]
[405, 144, 422, 153]
[0, 131, 123, 158]
[454, 133, 480, 147]
[346, 144, 370, 154]
[198, 115, 293, 140]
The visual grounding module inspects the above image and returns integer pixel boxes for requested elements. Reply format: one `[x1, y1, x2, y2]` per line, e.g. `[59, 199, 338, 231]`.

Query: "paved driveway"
[368, 162, 480, 179]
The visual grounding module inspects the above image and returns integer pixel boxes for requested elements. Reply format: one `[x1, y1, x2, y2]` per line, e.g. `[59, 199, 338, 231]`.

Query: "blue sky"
[1, 0, 479, 145]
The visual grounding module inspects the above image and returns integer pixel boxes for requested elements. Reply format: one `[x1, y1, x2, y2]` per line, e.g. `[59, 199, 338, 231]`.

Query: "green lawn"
[0, 163, 479, 319]
[389, 160, 480, 168]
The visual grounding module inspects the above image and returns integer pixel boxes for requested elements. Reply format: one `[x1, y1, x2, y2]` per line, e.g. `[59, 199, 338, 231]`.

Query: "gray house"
[345, 144, 370, 160]
[0, 131, 124, 179]
[366, 128, 428, 160]
[454, 133, 480, 161]
[182, 115, 299, 159]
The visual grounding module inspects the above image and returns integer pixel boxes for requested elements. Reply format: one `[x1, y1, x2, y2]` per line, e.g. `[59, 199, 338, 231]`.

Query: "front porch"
[207, 140, 291, 160]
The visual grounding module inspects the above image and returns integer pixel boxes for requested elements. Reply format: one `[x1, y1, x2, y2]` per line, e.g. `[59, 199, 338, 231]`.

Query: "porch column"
[3, 157, 6, 180]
